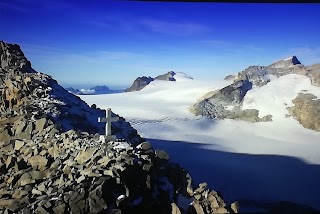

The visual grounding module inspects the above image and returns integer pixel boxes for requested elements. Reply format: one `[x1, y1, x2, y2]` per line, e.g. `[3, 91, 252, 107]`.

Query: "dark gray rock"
[191, 79, 262, 121]
[125, 71, 177, 92]
[269, 56, 301, 69]
[154, 71, 176, 81]
[230, 56, 306, 88]
[125, 76, 154, 92]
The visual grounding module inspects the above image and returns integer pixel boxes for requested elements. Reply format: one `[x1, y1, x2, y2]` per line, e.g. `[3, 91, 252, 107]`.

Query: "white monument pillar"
[98, 108, 119, 142]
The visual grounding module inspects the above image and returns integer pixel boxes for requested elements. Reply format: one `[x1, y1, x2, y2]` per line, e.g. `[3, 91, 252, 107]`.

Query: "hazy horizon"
[1, 1, 320, 87]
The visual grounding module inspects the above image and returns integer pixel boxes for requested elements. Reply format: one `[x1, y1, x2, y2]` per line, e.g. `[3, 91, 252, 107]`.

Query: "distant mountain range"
[65, 85, 124, 95]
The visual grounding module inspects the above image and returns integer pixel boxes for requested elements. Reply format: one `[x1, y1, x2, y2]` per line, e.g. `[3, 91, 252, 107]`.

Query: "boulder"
[28, 156, 48, 170]
[75, 148, 97, 165]
[171, 203, 181, 214]
[155, 150, 170, 160]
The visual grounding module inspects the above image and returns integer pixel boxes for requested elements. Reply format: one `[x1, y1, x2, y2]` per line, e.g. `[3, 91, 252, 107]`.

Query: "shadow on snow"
[148, 138, 320, 211]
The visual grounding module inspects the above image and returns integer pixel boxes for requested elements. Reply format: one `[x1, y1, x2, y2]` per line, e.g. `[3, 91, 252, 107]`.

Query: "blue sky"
[1, 0, 320, 88]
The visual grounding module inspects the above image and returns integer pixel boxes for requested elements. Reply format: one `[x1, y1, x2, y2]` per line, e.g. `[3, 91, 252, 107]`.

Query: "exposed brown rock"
[287, 93, 320, 131]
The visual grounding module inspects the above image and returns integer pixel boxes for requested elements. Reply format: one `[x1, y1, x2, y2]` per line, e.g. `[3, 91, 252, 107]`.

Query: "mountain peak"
[0, 40, 34, 73]
[269, 56, 301, 69]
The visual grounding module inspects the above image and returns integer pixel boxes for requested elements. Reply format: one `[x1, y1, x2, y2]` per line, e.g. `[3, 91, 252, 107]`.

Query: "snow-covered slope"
[242, 74, 320, 120]
[173, 72, 193, 81]
[79, 75, 320, 210]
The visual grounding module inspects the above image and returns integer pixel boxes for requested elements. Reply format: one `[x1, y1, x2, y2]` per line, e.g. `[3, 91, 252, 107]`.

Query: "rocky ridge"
[191, 56, 320, 127]
[231, 56, 307, 88]
[0, 41, 238, 213]
[125, 71, 177, 92]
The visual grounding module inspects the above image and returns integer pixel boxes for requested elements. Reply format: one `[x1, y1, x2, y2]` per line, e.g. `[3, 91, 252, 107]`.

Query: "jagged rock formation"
[125, 76, 154, 92]
[0, 41, 35, 74]
[190, 80, 272, 122]
[268, 56, 301, 69]
[287, 93, 320, 132]
[306, 64, 320, 87]
[125, 71, 176, 92]
[154, 71, 176, 81]
[229, 56, 312, 88]
[0, 41, 238, 213]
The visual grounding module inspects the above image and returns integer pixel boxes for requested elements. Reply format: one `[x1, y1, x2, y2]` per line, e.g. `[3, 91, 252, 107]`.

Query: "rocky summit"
[0, 41, 238, 213]
[125, 71, 177, 92]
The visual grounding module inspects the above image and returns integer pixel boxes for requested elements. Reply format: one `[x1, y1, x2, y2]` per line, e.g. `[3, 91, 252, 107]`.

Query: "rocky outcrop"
[226, 56, 313, 88]
[125, 76, 154, 92]
[0, 41, 34, 74]
[154, 71, 176, 81]
[224, 75, 235, 81]
[0, 41, 237, 213]
[287, 93, 320, 132]
[306, 64, 320, 87]
[191, 79, 273, 122]
[233, 66, 271, 87]
[268, 56, 301, 69]
[125, 71, 177, 92]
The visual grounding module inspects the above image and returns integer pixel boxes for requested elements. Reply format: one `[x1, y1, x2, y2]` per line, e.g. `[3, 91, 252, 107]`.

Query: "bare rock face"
[268, 56, 301, 69]
[191, 79, 272, 122]
[306, 64, 320, 87]
[125, 76, 154, 92]
[0, 41, 34, 73]
[125, 71, 177, 92]
[287, 93, 320, 132]
[0, 41, 237, 213]
[154, 71, 176, 81]
[225, 56, 311, 88]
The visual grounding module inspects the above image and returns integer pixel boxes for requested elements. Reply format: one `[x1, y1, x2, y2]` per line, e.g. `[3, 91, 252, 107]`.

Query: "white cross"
[98, 108, 119, 138]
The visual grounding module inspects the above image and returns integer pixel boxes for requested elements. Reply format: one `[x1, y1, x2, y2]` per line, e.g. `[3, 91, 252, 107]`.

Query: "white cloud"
[83, 14, 211, 37]
[203, 40, 262, 51]
[139, 19, 211, 36]
[80, 89, 95, 94]
[22, 43, 146, 64]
